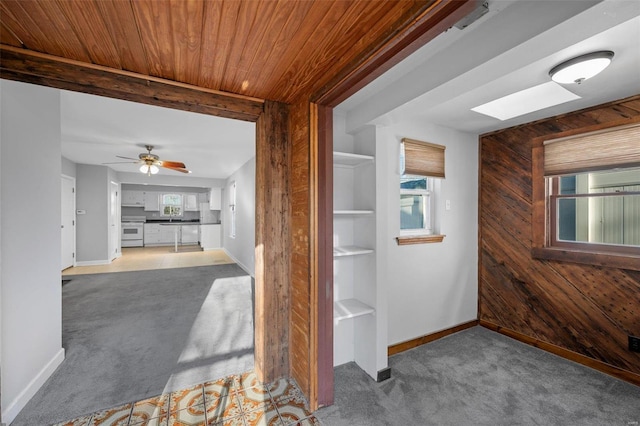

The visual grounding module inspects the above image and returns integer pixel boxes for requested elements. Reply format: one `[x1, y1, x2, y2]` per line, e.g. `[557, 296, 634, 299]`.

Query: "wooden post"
[255, 100, 291, 382]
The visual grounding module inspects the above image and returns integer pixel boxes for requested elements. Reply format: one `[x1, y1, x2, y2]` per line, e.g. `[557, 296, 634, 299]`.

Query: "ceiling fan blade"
[116, 155, 140, 161]
[161, 164, 191, 174]
[102, 161, 140, 164]
[158, 160, 187, 169]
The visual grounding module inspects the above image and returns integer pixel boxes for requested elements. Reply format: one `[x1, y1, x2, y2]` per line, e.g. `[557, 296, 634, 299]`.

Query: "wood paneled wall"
[479, 95, 640, 381]
[288, 100, 334, 409]
[289, 100, 312, 398]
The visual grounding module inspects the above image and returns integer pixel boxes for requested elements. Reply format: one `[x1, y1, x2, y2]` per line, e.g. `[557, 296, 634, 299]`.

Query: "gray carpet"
[12, 264, 254, 426]
[317, 326, 640, 425]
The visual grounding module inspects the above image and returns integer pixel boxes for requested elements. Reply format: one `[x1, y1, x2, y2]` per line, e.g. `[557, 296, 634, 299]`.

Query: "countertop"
[147, 221, 222, 225]
[145, 219, 200, 224]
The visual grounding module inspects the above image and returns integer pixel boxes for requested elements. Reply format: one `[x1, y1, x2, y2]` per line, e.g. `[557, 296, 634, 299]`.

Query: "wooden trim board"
[314, 0, 477, 106]
[480, 321, 640, 387]
[396, 234, 445, 245]
[389, 319, 640, 387]
[388, 320, 479, 356]
[0, 44, 264, 122]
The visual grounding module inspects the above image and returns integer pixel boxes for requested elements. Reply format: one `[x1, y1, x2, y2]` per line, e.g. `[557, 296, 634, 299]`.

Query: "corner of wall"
[1, 349, 65, 424]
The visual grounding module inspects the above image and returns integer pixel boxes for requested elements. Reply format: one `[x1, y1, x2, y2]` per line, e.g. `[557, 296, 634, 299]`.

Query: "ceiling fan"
[103, 145, 191, 176]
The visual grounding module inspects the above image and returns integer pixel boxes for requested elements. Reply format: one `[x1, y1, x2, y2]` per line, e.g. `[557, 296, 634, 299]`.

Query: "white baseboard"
[2, 348, 65, 424]
[75, 259, 111, 266]
[223, 249, 255, 278]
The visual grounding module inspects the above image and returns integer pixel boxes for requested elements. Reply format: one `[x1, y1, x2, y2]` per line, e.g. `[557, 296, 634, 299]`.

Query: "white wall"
[222, 157, 255, 276]
[76, 164, 110, 264]
[118, 171, 224, 188]
[335, 111, 478, 351]
[379, 120, 478, 346]
[0, 80, 65, 424]
[61, 156, 77, 178]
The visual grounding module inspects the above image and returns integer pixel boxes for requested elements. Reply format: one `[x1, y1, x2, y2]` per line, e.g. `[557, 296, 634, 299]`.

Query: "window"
[161, 193, 182, 217]
[396, 138, 445, 245]
[229, 181, 236, 238]
[400, 176, 432, 234]
[551, 169, 640, 249]
[532, 121, 640, 270]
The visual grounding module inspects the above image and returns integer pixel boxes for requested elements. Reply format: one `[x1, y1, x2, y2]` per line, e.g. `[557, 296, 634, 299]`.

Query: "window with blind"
[397, 138, 446, 245]
[532, 121, 640, 270]
[160, 193, 183, 217]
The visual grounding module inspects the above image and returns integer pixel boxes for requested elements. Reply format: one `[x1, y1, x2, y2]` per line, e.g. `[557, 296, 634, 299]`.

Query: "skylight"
[471, 81, 581, 121]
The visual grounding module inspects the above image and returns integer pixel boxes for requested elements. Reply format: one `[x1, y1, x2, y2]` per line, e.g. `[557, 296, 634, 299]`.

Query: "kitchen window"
[532, 121, 640, 270]
[396, 138, 445, 245]
[161, 193, 183, 218]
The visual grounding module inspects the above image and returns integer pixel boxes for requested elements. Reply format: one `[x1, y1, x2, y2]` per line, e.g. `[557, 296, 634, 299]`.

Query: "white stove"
[121, 216, 146, 247]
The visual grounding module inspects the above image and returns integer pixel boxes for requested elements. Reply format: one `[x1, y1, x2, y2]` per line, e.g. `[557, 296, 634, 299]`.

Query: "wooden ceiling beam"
[313, 0, 478, 107]
[0, 44, 264, 122]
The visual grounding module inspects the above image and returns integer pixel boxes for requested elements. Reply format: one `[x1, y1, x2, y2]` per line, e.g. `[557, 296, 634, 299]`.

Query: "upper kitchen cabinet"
[209, 188, 222, 210]
[122, 190, 144, 207]
[184, 193, 199, 211]
[144, 192, 160, 211]
[198, 192, 209, 204]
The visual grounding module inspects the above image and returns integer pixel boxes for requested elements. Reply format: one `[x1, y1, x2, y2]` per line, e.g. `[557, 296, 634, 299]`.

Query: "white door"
[61, 176, 75, 270]
[109, 181, 120, 260]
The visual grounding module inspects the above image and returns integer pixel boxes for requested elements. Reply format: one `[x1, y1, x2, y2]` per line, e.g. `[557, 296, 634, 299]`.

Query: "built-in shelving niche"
[333, 144, 382, 380]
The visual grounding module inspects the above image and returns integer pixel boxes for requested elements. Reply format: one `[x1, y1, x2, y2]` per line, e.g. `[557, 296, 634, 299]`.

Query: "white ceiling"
[60, 91, 255, 180]
[61, 0, 640, 179]
[336, 0, 640, 134]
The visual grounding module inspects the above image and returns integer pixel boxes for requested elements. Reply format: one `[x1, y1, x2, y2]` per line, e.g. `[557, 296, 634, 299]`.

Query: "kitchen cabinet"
[200, 224, 221, 250]
[144, 223, 175, 245]
[144, 223, 200, 246]
[181, 224, 199, 244]
[198, 192, 209, 204]
[122, 190, 144, 207]
[159, 226, 175, 244]
[144, 192, 160, 211]
[143, 223, 161, 245]
[209, 187, 222, 210]
[184, 193, 199, 211]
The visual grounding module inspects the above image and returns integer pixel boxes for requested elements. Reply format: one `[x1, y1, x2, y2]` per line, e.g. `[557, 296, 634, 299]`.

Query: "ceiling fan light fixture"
[140, 164, 159, 175]
[549, 51, 614, 84]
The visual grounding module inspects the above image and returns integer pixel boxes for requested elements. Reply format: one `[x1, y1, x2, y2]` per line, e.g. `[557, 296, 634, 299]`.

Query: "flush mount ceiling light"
[549, 51, 614, 84]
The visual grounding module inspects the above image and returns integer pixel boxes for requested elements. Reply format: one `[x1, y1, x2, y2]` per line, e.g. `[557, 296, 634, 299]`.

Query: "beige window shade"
[402, 138, 445, 178]
[544, 123, 640, 176]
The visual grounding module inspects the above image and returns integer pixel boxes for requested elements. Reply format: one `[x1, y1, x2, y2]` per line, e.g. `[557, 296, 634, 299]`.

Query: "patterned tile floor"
[53, 372, 322, 426]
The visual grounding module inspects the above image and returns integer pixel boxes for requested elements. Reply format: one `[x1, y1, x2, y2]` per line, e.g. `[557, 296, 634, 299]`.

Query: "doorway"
[61, 175, 75, 271]
[109, 181, 120, 261]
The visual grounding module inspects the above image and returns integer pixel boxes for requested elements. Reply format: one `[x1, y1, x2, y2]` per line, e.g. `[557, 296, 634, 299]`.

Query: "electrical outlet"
[629, 335, 640, 352]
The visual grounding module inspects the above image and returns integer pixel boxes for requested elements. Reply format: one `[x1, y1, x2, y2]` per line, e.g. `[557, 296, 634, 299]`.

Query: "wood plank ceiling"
[0, 0, 437, 104]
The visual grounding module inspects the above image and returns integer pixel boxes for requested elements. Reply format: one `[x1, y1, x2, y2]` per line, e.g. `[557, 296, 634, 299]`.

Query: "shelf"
[334, 299, 375, 322]
[334, 245, 374, 257]
[334, 210, 374, 216]
[333, 151, 374, 167]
